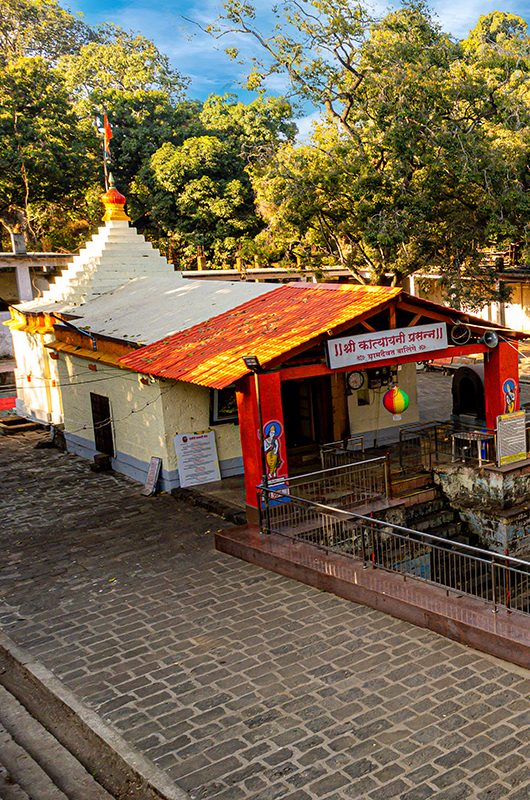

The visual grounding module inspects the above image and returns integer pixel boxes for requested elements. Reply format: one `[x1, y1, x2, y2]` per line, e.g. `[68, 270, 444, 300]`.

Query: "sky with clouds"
[67, 0, 530, 131]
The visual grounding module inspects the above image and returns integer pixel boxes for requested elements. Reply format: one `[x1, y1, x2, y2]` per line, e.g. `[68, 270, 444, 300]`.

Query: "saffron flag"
[103, 113, 113, 153]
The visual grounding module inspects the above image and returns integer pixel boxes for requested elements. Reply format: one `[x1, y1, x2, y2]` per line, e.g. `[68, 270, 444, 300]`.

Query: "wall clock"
[347, 371, 365, 390]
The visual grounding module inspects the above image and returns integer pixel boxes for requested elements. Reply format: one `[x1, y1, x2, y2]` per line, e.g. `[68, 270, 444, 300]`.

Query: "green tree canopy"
[221, 1, 530, 307]
[0, 0, 91, 66]
[148, 94, 296, 263]
[0, 56, 94, 237]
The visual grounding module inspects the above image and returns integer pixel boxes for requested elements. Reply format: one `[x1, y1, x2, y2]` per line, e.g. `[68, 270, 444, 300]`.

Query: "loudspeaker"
[481, 331, 499, 349]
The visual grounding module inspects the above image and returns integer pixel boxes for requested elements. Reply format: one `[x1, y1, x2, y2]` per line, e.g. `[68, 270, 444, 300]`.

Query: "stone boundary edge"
[0, 631, 189, 800]
[172, 486, 247, 525]
[216, 529, 530, 671]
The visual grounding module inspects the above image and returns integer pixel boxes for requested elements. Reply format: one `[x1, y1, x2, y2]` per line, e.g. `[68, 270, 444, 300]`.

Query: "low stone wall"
[459, 505, 530, 558]
[433, 462, 530, 557]
[433, 460, 530, 509]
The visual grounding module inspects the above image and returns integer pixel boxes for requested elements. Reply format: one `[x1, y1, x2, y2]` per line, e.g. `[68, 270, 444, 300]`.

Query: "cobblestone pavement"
[1, 430, 529, 800]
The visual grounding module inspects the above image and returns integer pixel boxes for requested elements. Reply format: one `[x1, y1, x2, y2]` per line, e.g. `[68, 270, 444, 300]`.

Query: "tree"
[0, 0, 91, 66]
[0, 56, 94, 239]
[148, 94, 296, 263]
[59, 24, 187, 102]
[219, 2, 530, 308]
[0, 0, 191, 249]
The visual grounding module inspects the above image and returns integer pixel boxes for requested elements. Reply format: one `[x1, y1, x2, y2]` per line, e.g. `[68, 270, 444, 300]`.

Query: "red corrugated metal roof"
[120, 283, 401, 389]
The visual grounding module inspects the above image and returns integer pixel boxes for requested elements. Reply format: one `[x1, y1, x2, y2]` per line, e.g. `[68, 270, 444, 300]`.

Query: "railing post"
[491, 560, 498, 613]
[263, 488, 271, 535]
[504, 550, 511, 612]
[361, 524, 368, 568]
[384, 453, 392, 499]
[257, 489, 264, 532]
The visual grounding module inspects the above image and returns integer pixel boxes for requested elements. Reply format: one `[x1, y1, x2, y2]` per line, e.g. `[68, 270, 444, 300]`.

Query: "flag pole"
[103, 137, 109, 191]
[102, 111, 113, 191]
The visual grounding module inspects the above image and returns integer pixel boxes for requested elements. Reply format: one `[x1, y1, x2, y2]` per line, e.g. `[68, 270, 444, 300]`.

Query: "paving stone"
[2, 430, 530, 800]
[368, 778, 410, 798]
[400, 786, 436, 800]
[470, 768, 506, 789]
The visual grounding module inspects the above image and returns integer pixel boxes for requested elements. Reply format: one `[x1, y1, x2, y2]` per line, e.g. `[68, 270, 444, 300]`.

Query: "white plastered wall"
[11, 328, 62, 423]
[347, 362, 419, 437]
[501, 283, 530, 332]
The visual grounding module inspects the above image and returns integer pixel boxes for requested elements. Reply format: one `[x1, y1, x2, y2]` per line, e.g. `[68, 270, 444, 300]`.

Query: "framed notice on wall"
[496, 411, 527, 467]
[174, 431, 221, 487]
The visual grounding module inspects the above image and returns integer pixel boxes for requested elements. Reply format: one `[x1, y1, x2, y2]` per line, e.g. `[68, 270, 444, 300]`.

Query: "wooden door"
[90, 393, 114, 456]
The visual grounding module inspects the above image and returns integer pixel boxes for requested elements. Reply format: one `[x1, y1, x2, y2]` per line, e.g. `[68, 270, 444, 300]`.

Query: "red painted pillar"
[483, 341, 519, 429]
[236, 371, 288, 518]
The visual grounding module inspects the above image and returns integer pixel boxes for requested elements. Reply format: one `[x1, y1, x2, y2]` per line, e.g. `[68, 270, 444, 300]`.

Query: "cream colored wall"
[11, 329, 62, 423]
[58, 355, 167, 463]
[160, 381, 242, 470]
[58, 355, 242, 476]
[347, 362, 419, 434]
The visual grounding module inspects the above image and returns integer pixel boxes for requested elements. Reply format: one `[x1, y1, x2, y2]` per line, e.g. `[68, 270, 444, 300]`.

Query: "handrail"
[260, 486, 530, 570]
[259, 485, 530, 615]
[288, 455, 387, 483]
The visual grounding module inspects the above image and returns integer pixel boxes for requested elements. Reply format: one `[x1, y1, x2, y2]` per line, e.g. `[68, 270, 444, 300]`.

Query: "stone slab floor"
[1, 430, 529, 800]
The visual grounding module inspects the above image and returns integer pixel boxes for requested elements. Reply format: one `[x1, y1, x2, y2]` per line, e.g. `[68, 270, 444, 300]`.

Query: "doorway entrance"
[281, 376, 334, 451]
[90, 392, 114, 456]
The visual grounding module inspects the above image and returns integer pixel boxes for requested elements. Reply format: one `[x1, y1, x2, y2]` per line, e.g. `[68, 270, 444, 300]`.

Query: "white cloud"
[295, 110, 323, 142]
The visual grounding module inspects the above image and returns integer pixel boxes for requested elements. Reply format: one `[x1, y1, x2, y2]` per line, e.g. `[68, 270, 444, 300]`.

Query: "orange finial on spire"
[101, 173, 130, 222]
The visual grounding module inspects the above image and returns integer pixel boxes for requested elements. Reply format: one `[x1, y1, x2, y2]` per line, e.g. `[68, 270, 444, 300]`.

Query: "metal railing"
[275, 456, 391, 516]
[398, 420, 497, 472]
[320, 436, 364, 468]
[259, 487, 530, 615]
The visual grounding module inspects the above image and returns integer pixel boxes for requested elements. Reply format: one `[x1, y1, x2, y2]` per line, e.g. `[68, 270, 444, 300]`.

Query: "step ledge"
[0, 632, 189, 800]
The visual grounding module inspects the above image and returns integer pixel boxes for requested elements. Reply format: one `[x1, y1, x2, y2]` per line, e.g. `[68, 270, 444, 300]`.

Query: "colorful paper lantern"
[383, 386, 409, 420]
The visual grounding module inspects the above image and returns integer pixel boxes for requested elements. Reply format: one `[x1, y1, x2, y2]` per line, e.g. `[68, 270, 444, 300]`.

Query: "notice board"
[141, 456, 162, 496]
[496, 411, 527, 467]
[174, 431, 221, 487]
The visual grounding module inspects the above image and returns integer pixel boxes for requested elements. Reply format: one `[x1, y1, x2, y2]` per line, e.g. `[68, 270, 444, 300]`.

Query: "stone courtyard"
[1, 425, 529, 800]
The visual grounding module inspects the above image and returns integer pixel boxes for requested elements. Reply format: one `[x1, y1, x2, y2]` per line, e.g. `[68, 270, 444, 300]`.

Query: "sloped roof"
[120, 283, 401, 388]
[53, 274, 278, 345]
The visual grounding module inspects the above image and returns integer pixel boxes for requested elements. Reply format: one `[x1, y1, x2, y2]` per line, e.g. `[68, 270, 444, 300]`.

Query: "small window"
[210, 387, 238, 425]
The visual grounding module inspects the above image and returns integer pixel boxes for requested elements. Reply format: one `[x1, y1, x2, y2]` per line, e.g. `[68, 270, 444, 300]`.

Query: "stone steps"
[391, 473, 433, 499]
[0, 686, 113, 800]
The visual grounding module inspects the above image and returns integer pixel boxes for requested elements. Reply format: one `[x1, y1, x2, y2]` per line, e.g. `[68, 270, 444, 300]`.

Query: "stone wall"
[433, 462, 530, 557]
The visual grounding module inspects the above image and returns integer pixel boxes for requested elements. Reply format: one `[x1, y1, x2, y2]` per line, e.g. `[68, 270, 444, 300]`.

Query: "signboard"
[174, 431, 221, 487]
[496, 411, 527, 467]
[142, 456, 162, 496]
[326, 322, 448, 369]
[262, 477, 291, 508]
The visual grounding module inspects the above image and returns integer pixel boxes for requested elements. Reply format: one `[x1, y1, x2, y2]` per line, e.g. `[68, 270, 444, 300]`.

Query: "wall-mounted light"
[243, 355, 262, 373]
[88, 363, 97, 371]
[49, 352, 59, 360]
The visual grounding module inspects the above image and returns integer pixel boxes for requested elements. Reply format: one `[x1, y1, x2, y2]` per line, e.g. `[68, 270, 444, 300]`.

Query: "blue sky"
[68, 1, 530, 117]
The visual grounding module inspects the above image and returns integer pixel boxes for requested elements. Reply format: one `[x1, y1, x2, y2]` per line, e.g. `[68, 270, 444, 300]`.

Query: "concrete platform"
[216, 525, 530, 670]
